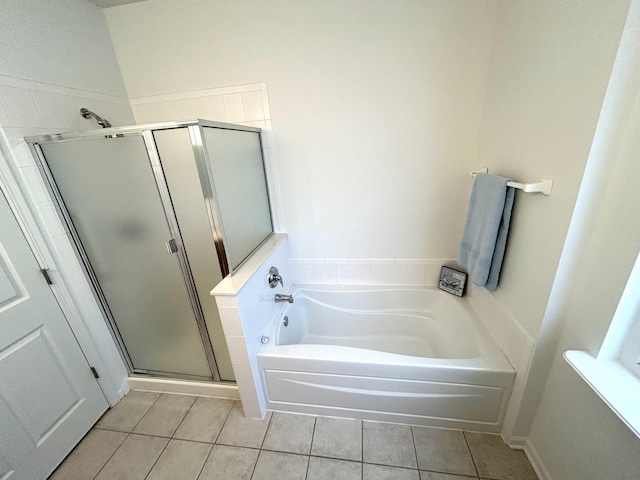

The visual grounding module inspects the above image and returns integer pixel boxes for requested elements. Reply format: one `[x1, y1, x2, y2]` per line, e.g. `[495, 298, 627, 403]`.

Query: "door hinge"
[165, 238, 178, 254]
[40, 268, 53, 285]
[90, 366, 100, 379]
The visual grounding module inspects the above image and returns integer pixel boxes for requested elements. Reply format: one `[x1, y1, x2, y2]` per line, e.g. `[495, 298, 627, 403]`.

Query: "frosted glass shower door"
[40, 136, 212, 378]
[202, 127, 273, 272]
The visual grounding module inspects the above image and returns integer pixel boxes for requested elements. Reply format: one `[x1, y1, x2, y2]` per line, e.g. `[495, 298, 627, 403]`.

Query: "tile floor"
[49, 391, 539, 480]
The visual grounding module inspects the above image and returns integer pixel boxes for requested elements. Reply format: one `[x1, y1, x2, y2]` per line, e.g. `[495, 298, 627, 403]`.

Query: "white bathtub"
[257, 285, 515, 432]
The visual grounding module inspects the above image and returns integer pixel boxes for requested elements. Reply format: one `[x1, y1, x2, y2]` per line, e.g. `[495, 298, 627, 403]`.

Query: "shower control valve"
[267, 266, 283, 288]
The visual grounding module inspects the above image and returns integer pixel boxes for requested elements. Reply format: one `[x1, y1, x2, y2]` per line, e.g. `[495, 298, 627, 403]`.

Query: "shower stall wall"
[26, 120, 274, 383]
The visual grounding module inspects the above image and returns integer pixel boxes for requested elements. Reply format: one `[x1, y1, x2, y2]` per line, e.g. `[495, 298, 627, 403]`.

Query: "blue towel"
[457, 173, 515, 290]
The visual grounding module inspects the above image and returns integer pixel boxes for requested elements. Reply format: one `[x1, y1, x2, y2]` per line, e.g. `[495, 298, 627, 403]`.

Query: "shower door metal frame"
[26, 119, 275, 383]
[26, 126, 206, 382]
[26, 119, 275, 277]
[141, 129, 222, 382]
[28, 131, 220, 382]
[187, 123, 275, 276]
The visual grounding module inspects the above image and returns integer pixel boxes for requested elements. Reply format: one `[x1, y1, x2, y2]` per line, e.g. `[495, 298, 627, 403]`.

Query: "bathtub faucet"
[274, 294, 294, 303]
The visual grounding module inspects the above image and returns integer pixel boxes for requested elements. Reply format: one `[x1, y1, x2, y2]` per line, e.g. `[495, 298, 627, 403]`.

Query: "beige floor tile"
[216, 401, 272, 448]
[307, 456, 362, 480]
[251, 450, 309, 480]
[364, 463, 421, 480]
[49, 429, 127, 480]
[198, 445, 260, 480]
[465, 432, 537, 480]
[173, 396, 234, 443]
[262, 412, 316, 454]
[420, 471, 477, 480]
[94, 434, 168, 480]
[95, 390, 160, 432]
[133, 393, 196, 437]
[412, 426, 476, 476]
[363, 421, 418, 469]
[145, 439, 211, 480]
[311, 416, 362, 461]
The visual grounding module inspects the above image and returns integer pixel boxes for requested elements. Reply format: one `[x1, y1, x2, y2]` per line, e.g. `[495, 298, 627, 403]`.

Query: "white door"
[0, 188, 108, 480]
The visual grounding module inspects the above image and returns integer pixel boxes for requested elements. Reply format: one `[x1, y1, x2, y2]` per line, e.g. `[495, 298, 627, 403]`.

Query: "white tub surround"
[288, 258, 458, 287]
[210, 233, 290, 418]
[258, 286, 515, 432]
[464, 282, 535, 445]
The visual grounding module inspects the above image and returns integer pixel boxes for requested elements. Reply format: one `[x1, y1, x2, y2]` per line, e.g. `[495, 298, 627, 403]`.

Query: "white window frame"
[565, 249, 640, 439]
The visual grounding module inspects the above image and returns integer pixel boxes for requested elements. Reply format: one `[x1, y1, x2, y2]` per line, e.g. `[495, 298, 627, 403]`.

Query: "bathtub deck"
[49, 390, 538, 480]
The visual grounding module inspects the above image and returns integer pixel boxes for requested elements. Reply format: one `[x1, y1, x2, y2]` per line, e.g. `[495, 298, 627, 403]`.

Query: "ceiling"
[86, 0, 148, 8]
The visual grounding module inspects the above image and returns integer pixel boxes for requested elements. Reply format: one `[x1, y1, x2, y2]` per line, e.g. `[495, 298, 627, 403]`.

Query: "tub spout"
[274, 294, 294, 303]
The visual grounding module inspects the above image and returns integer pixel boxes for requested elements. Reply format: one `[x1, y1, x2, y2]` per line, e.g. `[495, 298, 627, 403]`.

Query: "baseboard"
[506, 435, 528, 449]
[524, 438, 553, 480]
[127, 376, 240, 400]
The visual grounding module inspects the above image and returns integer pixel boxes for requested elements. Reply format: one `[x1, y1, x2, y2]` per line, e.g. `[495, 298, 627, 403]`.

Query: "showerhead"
[80, 108, 112, 128]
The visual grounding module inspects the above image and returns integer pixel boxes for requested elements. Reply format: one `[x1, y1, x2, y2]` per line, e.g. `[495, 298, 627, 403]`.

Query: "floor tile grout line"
[304, 454, 312, 480]
[141, 436, 171, 480]
[463, 431, 481, 478]
[248, 438, 264, 480]
[167, 394, 198, 438]
[303, 416, 317, 479]
[96, 427, 217, 444]
[258, 408, 274, 450]
[128, 392, 163, 434]
[359, 459, 420, 471]
[90, 431, 131, 480]
[241, 406, 274, 478]
[308, 415, 317, 456]
[410, 425, 420, 472]
[192, 442, 214, 480]
[361, 420, 364, 464]
[212, 400, 235, 443]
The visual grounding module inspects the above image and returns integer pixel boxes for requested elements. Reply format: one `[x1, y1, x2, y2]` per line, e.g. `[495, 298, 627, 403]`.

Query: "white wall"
[527, 61, 640, 480]
[1, 0, 128, 97]
[471, 0, 635, 454]
[475, 0, 632, 338]
[105, 0, 498, 260]
[0, 0, 134, 404]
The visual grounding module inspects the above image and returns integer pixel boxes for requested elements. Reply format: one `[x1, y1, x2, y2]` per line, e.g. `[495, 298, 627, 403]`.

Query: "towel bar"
[470, 168, 553, 196]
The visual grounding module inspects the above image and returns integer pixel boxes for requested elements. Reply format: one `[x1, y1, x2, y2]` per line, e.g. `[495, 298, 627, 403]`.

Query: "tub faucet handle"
[268, 266, 283, 288]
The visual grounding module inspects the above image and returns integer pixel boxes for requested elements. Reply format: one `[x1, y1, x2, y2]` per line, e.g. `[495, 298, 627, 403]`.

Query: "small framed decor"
[438, 266, 467, 297]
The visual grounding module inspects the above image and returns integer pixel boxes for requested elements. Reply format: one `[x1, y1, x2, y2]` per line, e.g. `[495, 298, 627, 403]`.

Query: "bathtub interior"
[277, 287, 482, 358]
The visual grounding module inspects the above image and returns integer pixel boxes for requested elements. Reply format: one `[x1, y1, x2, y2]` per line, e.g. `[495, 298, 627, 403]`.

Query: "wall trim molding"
[128, 376, 240, 399]
[129, 82, 266, 105]
[506, 435, 528, 449]
[525, 438, 553, 480]
[0, 73, 130, 104]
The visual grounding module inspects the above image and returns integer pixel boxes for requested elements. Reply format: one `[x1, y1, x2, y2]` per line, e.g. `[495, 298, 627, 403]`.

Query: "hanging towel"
[457, 173, 515, 291]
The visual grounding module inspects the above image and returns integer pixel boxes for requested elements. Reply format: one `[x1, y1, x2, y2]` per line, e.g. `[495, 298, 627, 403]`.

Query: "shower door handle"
[165, 238, 178, 254]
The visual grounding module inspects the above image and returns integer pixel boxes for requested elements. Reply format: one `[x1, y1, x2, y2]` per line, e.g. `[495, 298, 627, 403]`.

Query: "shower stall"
[26, 120, 274, 383]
